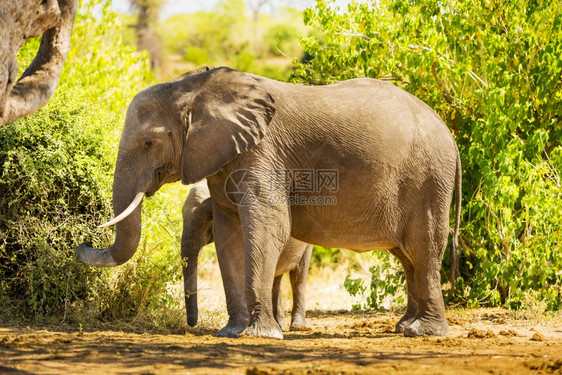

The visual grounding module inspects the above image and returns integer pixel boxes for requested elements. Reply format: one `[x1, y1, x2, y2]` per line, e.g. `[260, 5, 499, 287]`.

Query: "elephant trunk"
[76, 174, 144, 267]
[183, 236, 204, 327]
[184, 250, 199, 327]
[182, 195, 213, 327]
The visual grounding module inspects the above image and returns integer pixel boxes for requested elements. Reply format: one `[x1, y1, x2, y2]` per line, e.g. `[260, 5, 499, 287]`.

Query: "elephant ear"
[181, 67, 276, 184]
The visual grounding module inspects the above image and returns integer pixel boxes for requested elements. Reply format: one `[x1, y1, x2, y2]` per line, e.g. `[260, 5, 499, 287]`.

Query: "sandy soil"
[1, 308, 561, 374]
[2, 256, 561, 374]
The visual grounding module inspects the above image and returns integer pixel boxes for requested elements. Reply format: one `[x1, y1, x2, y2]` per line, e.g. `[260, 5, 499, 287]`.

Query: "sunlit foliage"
[293, 0, 561, 311]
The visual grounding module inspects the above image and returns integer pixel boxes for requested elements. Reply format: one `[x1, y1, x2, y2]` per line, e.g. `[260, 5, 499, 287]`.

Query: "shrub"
[264, 23, 300, 56]
[0, 0, 162, 325]
[184, 46, 210, 65]
[293, 0, 561, 311]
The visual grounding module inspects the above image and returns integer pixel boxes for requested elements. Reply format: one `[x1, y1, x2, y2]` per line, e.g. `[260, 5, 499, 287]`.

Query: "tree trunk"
[0, 0, 78, 127]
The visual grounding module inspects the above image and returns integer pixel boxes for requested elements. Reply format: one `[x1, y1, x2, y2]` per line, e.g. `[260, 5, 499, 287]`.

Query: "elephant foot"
[289, 323, 310, 332]
[394, 314, 416, 333]
[275, 312, 286, 331]
[403, 316, 449, 337]
[216, 319, 248, 338]
[289, 315, 309, 331]
[241, 315, 283, 339]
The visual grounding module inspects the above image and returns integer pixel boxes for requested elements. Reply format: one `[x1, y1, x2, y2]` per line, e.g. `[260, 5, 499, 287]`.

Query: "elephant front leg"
[213, 210, 250, 338]
[242, 253, 285, 339]
[240, 206, 290, 339]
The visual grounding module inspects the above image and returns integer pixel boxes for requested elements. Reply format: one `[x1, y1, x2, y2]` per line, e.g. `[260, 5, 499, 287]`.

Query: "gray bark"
[0, 0, 78, 127]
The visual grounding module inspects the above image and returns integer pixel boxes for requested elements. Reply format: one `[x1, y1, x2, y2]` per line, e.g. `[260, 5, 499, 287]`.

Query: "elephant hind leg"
[401, 206, 450, 337]
[403, 261, 449, 337]
[388, 247, 417, 333]
[272, 275, 285, 330]
[289, 243, 312, 331]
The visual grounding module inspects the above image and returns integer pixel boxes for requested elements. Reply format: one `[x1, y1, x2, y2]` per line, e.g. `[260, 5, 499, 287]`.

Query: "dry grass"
[193, 249, 380, 326]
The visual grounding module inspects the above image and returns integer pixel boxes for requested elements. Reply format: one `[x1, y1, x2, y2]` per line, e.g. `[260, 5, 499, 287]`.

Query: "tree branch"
[0, 0, 78, 127]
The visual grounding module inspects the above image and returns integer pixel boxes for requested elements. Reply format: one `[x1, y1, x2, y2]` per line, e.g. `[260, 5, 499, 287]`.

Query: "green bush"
[344, 255, 405, 311]
[0, 0, 187, 327]
[183, 46, 210, 65]
[310, 245, 345, 269]
[293, 0, 561, 311]
[159, 0, 249, 66]
[263, 23, 300, 56]
[233, 49, 256, 71]
[157, 0, 308, 81]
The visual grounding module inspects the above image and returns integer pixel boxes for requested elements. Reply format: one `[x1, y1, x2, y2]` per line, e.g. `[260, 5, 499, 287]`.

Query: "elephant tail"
[450, 151, 462, 294]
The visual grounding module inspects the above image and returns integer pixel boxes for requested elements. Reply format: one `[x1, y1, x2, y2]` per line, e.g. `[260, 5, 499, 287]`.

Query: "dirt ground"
[1, 308, 561, 375]
[2, 256, 561, 374]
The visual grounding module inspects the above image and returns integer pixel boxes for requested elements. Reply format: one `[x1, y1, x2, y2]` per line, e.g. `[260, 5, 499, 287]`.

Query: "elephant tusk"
[98, 192, 145, 228]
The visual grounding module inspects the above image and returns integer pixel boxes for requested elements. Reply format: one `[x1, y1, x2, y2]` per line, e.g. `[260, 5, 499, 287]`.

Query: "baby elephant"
[181, 180, 312, 331]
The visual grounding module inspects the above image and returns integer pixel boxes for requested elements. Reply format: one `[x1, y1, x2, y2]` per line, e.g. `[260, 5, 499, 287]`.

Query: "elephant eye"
[144, 140, 153, 148]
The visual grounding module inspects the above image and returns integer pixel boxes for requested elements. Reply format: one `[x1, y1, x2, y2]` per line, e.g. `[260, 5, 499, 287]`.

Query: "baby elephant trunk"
[184, 257, 199, 327]
[181, 187, 213, 328]
[183, 234, 208, 327]
[182, 223, 210, 327]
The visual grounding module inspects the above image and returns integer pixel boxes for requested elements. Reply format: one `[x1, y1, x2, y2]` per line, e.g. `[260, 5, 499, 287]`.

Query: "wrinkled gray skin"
[182, 179, 312, 331]
[77, 66, 461, 339]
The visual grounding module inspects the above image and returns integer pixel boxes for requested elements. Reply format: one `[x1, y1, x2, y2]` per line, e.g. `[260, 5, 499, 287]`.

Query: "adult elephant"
[77, 66, 461, 339]
[181, 179, 312, 331]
